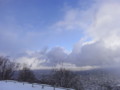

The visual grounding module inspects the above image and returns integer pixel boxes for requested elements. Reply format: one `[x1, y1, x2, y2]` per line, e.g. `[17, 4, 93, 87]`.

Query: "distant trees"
[39, 74, 50, 84]
[49, 68, 83, 90]
[98, 76, 118, 90]
[51, 69, 74, 87]
[0, 56, 19, 80]
[18, 65, 36, 83]
[77, 70, 120, 90]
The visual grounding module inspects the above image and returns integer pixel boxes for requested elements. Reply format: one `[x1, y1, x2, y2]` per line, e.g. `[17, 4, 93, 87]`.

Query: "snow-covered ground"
[0, 80, 74, 90]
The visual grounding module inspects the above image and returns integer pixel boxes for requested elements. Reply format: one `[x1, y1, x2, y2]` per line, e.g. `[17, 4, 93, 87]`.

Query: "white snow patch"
[0, 80, 74, 90]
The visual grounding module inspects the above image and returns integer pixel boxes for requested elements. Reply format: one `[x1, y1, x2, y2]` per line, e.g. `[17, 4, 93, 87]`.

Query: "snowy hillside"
[0, 80, 74, 90]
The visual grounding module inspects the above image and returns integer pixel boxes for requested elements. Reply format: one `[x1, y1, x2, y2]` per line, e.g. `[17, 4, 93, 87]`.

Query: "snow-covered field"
[0, 80, 74, 90]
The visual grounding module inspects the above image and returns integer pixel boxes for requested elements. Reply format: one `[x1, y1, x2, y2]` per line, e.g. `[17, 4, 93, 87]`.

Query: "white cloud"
[53, 5, 96, 31]
[88, 1, 120, 50]
[74, 0, 120, 66]
[51, 0, 120, 68]
[15, 47, 69, 70]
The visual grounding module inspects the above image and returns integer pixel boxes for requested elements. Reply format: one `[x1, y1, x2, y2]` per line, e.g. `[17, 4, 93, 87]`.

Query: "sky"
[1, 0, 120, 70]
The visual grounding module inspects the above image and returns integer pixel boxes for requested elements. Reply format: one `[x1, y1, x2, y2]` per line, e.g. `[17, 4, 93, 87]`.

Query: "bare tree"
[0, 56, 19, 80]
[18, 65, 36, 83]
[50, 68, 83, 90]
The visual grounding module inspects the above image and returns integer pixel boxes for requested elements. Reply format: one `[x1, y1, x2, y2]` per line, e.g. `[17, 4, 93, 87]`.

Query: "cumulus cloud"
[16, 47, 100, 70]
[70, 0, 120, 67]
[88, 1, 120, 50]
[16, 47, 69, 69]
[41, 0, 120, 69]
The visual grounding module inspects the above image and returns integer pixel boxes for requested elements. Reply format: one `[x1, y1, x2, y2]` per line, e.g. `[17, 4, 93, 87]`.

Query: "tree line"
[0, 56, 83, 90]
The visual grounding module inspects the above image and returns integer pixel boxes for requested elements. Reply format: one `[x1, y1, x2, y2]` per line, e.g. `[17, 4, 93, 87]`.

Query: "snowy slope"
[0, 80, 73, 90]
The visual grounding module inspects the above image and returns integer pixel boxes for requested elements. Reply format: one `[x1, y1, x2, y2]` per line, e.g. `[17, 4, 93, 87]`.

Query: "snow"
[0, 80, 73, 90]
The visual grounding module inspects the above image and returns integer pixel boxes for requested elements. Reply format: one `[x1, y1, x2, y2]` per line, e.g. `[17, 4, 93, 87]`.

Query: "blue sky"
[1, 0, 120, 70]
[0, 0, 92, 54]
